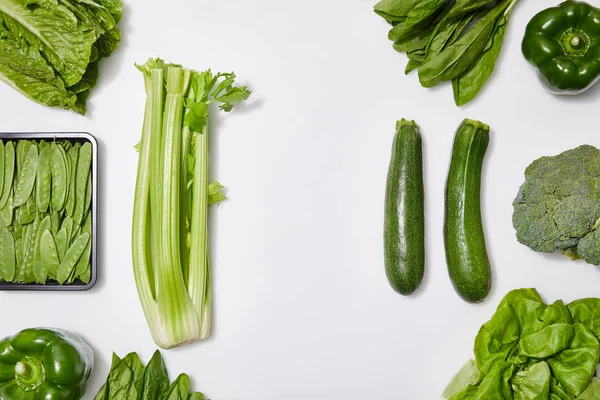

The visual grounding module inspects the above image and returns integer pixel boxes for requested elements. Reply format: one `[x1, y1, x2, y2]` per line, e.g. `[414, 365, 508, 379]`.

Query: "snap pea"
[15, 237, 22, 268]
[17, 220, 36, 283]
[84, 172, 92, 221]
[38, 140, 49, 152]
[55, 227, 68, 261]
[51, 211, 60, 235]
[13, 144, 38, 207]
[0, 141, 5, 201]
[0, 190, 13, 227]
[61, 216, 75, 244]
[40, 229, 60, 278]
[57, 232, 89, 284]
[12, 219, 22, 240]
[16, 140, 31, 173]
[32, 216, 52, 283]
[0, 227, 15, 282]
[65, 145, 79, 217]
[74, 213, 92, 281]
[0, 142, 15, 209]
[36, 146, 52, 213]
[18, 201, 36, 225]
[73, 143, 92, 225]
[51, 143, 68, 212]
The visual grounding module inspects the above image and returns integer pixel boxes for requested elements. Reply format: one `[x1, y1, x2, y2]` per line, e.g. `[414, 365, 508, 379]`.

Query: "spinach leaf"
[122, 353, 146, 399]
[374, 0, 418, 22]
[388, 0, 445, 42]
[417, 0, 512, 88]
[452, 10, 510, 106]
[164, 374, 191, 400]
[141, 350, 169, 400]
[444, 0, 497, 23]
[422, 17, 468, 65]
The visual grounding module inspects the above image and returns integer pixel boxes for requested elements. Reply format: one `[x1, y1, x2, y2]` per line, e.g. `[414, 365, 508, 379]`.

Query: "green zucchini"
[384, 119, 425, 295]
[444, 119, 491, 303]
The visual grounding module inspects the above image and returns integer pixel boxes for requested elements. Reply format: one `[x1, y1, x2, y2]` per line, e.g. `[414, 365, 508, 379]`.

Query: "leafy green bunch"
[374, 0, 517, 105]
[0, 0, 122, 114]
[94, 350, 206, 400]
[444, 289, 600, 399]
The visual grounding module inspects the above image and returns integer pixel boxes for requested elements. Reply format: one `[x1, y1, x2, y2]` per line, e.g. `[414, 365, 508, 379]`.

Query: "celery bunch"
[132, 58, 250, 349]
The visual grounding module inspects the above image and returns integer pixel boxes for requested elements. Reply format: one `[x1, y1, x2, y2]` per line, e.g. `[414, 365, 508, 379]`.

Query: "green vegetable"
[132, 58, 250, 349]
[0, 139, 93, 285]
[444, 119, 491, 303]
[443, 289, 600, 399]
[522, 0, 600, 94]
[94, 350, 205, 400]
[374, 0, 519, 105]
[384, 119, 425, 295]
[0, 327, 93, 400]
[513, 145, 600, 265]
[0, 0, 123, 114]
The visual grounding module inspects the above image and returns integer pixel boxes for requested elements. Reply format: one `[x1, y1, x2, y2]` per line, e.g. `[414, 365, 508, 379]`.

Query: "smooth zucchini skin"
[444, 119, 491, 303]
[384, 119, 425, 295]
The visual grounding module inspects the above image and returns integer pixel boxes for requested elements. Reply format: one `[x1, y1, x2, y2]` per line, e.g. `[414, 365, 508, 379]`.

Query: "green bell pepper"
[522, 0, 600, 94]
[0, 328, 93, 400]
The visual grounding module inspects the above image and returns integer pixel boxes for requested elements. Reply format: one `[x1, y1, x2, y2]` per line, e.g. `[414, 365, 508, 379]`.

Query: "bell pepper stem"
[14, 357, 45, 391]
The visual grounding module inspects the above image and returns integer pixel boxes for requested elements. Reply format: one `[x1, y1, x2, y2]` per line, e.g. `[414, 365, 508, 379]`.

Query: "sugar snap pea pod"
[40, 229, 60, 279]
[0, 190, 13, 227]
[13, 144, 38, 207]
[36, 146, 52, 213]
[50, 211, 60, 235]
[38, 140, 49, 152]
[18, 203, 35, 225]
[61, 140, 72, 152]
[50, 143, 68, 212]
[0, 142, 15, 209]
[55, 227, 68, 261]
[73, 143, 92, 225]
[56, 233, 89, 284]
[0, 227, 16, 282]
[22, 217, 39, 283]
[13, 219, 22, 240]
[74, 213, 92, 280]
[15, 237, 23, 268]
[65, 145, 79, 216]
[0, 141, 5, 200]
[26, 191, 35, 214]
[61, 216, 74, 244]
[16, 140, 31, 173]
[83, 172, 92, 220]
[16, 221, 33, 282]
[32, 216, 51, 283]
[79, 266, 91, 284]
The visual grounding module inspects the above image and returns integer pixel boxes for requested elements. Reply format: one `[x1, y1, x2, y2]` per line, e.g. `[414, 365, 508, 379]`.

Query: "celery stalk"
[132, 58, 250, 349]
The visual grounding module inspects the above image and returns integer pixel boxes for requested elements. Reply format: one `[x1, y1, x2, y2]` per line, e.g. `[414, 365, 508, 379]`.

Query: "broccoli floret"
[512, 145, 600, 265]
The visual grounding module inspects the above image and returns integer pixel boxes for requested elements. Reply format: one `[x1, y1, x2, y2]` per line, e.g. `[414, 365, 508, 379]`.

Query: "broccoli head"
[512, 145, 600, 265]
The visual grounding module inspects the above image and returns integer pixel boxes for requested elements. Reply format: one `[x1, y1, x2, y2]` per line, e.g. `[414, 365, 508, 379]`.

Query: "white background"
[1, 0, 600, 398]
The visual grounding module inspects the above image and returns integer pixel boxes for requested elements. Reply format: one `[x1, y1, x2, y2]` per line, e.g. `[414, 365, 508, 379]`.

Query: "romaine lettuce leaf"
[0, 0, 121, 114]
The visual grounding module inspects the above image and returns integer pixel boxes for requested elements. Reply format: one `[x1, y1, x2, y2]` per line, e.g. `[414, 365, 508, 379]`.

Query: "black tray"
[0, 132, 97, 291]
